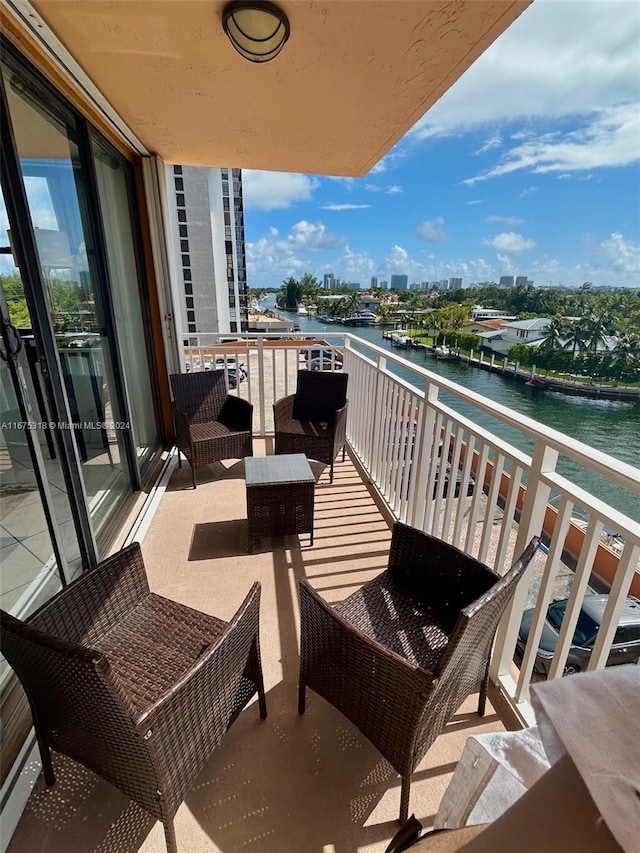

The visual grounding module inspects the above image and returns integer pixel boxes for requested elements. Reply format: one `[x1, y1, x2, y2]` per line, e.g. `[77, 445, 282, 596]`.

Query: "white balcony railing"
[181, 332, 640, 723]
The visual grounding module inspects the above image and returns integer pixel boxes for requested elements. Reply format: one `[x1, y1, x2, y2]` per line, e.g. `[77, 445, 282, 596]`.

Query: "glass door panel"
[2, 60, 132, 543]
[91, 135, 160, 474]
[1, 188, 79, 613]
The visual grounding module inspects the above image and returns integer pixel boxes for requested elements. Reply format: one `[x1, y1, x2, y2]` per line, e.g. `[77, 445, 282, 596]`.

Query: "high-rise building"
[323, 272, 335, 290]
[515, 276, 534, 286]
[499, 275, 515, 288]
[390, 274, 408, 290]
[370, 275, 378, 288]
[449, 277, 462, 289]
[167, 165, 248, 336]
[380, 280, 389, 289]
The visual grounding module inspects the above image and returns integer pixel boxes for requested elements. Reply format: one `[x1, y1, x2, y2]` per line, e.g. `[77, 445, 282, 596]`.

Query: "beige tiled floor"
[7, 441, 515, 853]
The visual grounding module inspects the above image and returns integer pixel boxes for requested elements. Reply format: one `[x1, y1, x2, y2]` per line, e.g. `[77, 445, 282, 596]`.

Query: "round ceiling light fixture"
[222, 1, 290, 63]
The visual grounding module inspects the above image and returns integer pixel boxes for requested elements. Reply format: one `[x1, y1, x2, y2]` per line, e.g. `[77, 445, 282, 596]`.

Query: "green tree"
[583, 309, 616, 352]
[1, 273, 31, 328]
[278, 276, 303, 310]
[541, 316, 568, 353]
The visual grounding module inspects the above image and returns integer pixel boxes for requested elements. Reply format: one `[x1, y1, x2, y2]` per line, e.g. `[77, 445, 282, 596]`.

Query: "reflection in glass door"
[1, 188, 78, 618]
[2, 57, 133, 545]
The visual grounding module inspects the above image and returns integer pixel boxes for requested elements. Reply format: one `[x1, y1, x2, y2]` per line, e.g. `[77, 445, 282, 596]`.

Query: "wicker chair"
[298, 522, 539, 822]
[170, 370, 253, 488]
[0, 543, 267, 853]
[273, 370, 348, 483]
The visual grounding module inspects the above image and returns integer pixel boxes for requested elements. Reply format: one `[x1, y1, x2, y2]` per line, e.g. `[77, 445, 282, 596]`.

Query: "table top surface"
[245, 454, 315, 486]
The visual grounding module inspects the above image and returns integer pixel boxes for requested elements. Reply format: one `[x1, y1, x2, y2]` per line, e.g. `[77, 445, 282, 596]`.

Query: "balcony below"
[7, 440, 520, 853]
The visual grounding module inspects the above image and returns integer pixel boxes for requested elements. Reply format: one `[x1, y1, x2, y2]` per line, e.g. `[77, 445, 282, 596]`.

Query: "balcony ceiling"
[28, 0, 531, 175]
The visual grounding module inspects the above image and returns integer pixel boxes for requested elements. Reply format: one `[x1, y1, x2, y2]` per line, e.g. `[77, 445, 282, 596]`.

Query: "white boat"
[343, 311, 377, 326]
[297, 305, 308, 315]
[391, 334, 411, 348]
[434, 344, 454, 359]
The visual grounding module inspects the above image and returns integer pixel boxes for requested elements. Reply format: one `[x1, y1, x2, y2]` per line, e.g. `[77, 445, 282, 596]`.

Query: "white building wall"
[208, 169, 231, 333]
[165, 165, 247, 338]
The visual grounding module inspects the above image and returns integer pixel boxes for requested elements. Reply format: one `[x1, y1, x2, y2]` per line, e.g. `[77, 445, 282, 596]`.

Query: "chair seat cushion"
[336, 572, 456, 674]
[92, 593, 227, 710]
[190, 421, 249, 444]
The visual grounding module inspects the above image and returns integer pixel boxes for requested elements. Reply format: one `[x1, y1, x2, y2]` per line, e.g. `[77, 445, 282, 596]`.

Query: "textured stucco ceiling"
[29, 0, 531, 175]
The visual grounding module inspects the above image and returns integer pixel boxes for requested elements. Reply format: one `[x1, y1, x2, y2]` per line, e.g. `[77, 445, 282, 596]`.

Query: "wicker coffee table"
[245, 454, 315, 552]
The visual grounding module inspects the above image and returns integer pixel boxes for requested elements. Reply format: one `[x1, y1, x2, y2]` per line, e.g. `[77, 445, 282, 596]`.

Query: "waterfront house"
[1, 2, 639, 851]
[476, 317, 551, 355]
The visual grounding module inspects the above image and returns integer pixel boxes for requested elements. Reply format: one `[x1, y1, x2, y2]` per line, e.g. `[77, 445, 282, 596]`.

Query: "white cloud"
[483, 232, 536, 252]
[496, 254, 515, 275]
[288, 221, 346, 252]
[467, 200, 483, 206]
[245, 220, 345, 282]
[364, 183, 403, 194]
[325, 176, 357, 192]
[486, 215, 524, 226]
[416, 217, 448, 243]
[320, 203, 371, 211]
[410, 1, 639, 139]
[338, 246, 377, 281]
[463, 104, 640, 185]
[592, 232, 640, 274]
[520, 186, 538, 198]
[400, 1, 639, 189]
[245, 233, 306, 280]
[475, 133, 502, 155]
[242, 171, 320, 210]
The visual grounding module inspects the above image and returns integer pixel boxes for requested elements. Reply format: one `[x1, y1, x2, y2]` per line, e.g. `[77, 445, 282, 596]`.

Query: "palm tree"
[278, 276, 303, 310]
[583, 310, 616, 353]
[563, 319, 590, 358]
[541, 317, 568, 352]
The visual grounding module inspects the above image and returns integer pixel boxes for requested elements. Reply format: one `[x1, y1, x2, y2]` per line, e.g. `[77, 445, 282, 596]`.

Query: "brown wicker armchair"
[273, 369, 348, 483]
[0, 543, 266, 853]
[298, 522, 539, 822]
[170, 370, 253, 488]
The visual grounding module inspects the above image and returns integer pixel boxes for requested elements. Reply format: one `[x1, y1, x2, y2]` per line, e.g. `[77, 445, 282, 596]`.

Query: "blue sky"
[242, 0, 640, 289]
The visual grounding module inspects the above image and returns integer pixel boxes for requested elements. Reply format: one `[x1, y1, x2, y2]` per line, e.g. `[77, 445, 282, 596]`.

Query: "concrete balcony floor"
[8, 441, 516, 853]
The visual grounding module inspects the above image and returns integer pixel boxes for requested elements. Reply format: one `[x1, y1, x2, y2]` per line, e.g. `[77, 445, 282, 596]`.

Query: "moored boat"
[434, 344, 454, 359]
[343, 310, 377, 326]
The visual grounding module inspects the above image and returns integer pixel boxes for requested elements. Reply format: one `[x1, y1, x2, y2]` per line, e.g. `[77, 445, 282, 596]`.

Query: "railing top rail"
[342, 336, 640, 494]
[181, 332, 640, 495]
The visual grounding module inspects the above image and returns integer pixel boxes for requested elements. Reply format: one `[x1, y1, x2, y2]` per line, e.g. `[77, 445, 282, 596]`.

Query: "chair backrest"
[433, 536, 540, 690]
[170, 370, 228, 423]
[388, 522, 500, 612]
[292, 369, 348, 422]
[0, 605, 142, 740]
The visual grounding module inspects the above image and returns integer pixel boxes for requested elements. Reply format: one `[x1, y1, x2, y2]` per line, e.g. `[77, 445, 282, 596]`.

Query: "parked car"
[515, 594, 640, 676]
[301, 347, 343, 363]
[202, 359, 245, 389]
[308, 356, 344, 371]
[215, 357, 247, 379]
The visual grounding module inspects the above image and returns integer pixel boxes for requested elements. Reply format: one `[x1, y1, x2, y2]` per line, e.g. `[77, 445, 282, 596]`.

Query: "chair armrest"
[331, 401, 348, 431]
[172, 403, 192, 450]
[218, 395, 253, 431]
[132, 583, 262, 749]
[298, 579, 435, 773]
[273, 394, 295, 425]
[299, 578, 434, 694]
[29, 543, 149, 644]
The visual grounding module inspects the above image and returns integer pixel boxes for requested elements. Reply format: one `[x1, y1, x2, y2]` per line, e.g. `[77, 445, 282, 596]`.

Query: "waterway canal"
[270, 302, 639, 521]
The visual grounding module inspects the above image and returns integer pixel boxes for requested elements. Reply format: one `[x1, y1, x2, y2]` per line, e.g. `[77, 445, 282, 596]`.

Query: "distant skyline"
[242, 0, 640, 290]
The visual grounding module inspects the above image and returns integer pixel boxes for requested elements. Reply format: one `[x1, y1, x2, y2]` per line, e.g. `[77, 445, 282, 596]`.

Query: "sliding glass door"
[1, 43, 161, 552]
[1, 36, 164, 782]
